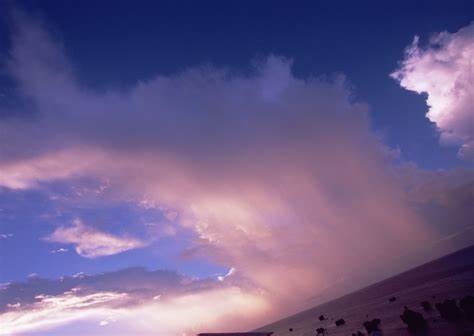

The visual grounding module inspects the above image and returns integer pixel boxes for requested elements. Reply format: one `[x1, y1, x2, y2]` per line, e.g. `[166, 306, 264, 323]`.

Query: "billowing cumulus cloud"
[391, 22, 474, 160]
[0, 13, 472, 335]
[44, 219, 146, 258]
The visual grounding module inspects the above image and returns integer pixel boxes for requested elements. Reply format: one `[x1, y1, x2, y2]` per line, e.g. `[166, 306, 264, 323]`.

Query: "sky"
[0, 1, 473, 335]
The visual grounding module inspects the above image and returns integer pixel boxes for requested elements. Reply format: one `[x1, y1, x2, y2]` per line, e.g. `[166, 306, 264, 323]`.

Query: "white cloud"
[0, 233, 13, 239]
[50, 248, 69, 254]
[0, 291, 127, 335]
[217, 267, 235, 282]
[392, 22, 474, 160]
[45, 219, 146, 258]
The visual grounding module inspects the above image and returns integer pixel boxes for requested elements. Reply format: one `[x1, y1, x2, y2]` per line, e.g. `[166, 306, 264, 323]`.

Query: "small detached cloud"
[44, 219, 146, 258]
[392, 22, 474, 160]
[217, 267, 236, 282]
[50, 248, 68, 254]
[0, 233, 13, 239]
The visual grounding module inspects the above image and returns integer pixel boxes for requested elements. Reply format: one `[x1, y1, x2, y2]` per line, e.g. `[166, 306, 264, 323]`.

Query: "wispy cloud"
[0, 267, 267, 335]
[0, 290, 127, 335]
[44, 219, 145, 258]
[50, 247, 68, 254]
[392, 22, 474, 160]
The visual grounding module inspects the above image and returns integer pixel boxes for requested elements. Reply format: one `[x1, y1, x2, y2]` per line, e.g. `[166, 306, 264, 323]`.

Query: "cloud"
[0, 12, 471, 335]
[0, 268, 268, 335]
[0, 267, 196, 313]
[44, 219, 146, 258]
[0, 233, 13, 239]
[50, 248, 68, 254]
[0, 290, 128, 335]
[391, 22, 474, 160]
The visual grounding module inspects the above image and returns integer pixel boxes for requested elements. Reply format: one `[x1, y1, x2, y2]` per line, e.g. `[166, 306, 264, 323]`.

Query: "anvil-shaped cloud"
[0, 12, 472, 335]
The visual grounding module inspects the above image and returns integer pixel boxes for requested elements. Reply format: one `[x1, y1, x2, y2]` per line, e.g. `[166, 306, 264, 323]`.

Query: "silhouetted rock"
[388, 296, 396, 303]
[352, 332, 364, 336]
[316, 327, 326, 335]
[421, 301, 432, 311]
[363, 318, 381, 333]
[288, 328, 293, 332]
[318, 314, 326, 321]
[459, 295, 474, 321]
[335, 318, 345, 326]
[400, 306, 426, 331]
[435, 299, 462, 320]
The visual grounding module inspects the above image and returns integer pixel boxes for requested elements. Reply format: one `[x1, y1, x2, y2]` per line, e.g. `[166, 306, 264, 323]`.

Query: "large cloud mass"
[0, 13, 472, 335]
[391, 22, 474, 160]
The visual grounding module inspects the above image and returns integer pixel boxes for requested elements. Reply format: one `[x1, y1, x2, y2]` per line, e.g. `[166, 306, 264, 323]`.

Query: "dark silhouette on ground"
[288, 328, 293, 332]
[388, 296, 396, 303]
[400, 306, 426, 331]
[363, 318, 381, 334]
[420, 301, 432, 311]
[255, 246, 474, 336]
[459, 295, 474, 321]
[316, 327, 326, 335]
[335, 318, 346, 326]
[318, 314, 326, 321]
[435, 299, 462, 320]
[352, 331, 364, 336]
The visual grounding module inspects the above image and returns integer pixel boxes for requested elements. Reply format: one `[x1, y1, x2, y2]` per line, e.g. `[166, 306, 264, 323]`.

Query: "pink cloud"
[0, 13, 471, 335]
[45, 219, 146, 258]
[392, 22, 474, 160]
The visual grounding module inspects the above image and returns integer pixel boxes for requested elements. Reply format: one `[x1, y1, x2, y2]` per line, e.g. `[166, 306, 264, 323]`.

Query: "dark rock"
[352, 332, 365, 336]
[316, 327, 326, 335]
[400, 306, 426, 331]
[389, 296, 397, 303]
[363, 318, 381, 333]
[318, 314, 326, 321]
[335, 318, 345, 326]
[288, 328, 293, 332]
[435, 299, 462, 320]
[421, 301, 432, 311]
[459, 295, 474, 320]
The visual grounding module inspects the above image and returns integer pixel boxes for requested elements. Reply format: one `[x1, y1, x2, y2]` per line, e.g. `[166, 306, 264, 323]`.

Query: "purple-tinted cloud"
[0, 12, 472, 335]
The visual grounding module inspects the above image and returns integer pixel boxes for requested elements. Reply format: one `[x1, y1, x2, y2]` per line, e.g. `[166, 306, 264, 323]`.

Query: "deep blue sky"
[0, 0, 472, 169]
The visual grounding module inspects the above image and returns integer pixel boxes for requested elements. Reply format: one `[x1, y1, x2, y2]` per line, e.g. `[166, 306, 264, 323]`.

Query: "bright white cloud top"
[392, 22, 474, 160]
